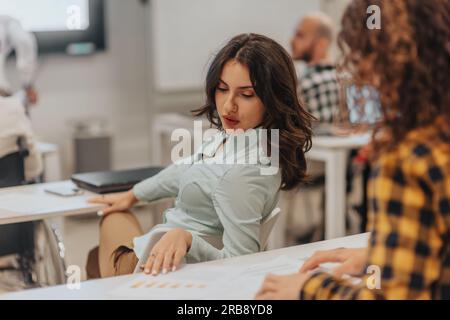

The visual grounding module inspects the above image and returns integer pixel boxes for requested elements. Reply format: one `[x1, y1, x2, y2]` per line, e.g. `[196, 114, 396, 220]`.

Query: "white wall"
[321, 0, 352, 57]
[146, 0, 352, 111]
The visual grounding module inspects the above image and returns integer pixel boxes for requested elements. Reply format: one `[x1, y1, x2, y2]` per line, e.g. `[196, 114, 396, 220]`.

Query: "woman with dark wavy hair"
[257, 0, 450, 300]
[193, 33, 313, 190]
[86, 33, 313, 278]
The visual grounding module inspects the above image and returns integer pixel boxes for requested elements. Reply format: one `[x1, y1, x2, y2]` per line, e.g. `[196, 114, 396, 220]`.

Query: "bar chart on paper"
[108, 265, 241, 300]
[130, 279, 208, 290]
[108, 256, 309, 300]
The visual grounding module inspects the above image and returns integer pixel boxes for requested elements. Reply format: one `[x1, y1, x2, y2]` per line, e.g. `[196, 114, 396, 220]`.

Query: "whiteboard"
[151, 0, 321, 91]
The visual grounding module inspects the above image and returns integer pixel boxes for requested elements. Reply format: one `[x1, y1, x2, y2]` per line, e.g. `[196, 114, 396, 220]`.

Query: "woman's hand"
[142, 228, 192, 276]
[255, 272, 311, 300]
[299, 247, 368, 279]
[88, 190, 139, 216]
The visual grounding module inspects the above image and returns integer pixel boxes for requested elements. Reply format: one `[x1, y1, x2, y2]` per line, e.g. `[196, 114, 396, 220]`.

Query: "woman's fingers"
[259, 273, 278, 286]
[255, 274, 278, 296]
[257, 280, 278, 295]
[143, 250, 179, 275]
[144, 253, 156, 274]
[264, 273, 279, 282]
[172, 250, 185, 271]
[255, 291, 278, 300]
[330, 261, 351, 279]
[141, 230, 191, 276]
[299, 250, 345, 273]
[97, 205, 119, 217]
[100, 204, 123, 216]
[88, 196, 110, 205]
[254, 284, 267, 297]
[331, 259, 362, 278]
[162, 251, 175, 274]
[299, 254, 324, 273]
[151, 251, 165, 275]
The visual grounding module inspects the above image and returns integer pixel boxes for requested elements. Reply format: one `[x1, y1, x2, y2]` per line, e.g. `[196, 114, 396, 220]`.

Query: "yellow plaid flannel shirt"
[300, 125, 450, 299]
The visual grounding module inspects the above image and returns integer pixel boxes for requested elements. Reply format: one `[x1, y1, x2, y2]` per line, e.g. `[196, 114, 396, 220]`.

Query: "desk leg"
[325, 149, 348, 239]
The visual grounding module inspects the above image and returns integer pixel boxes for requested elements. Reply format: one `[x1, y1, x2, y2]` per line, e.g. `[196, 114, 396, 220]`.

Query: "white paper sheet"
[108, 264, 242, 300]
[108, 255, 306, 300]
[108, 254, 364, 300]
[208, 255, 305, 300]
[0, 193, 94, 215]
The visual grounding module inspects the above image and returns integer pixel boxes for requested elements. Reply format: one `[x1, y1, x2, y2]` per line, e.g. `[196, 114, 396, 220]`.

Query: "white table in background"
[150, 113, 206, 165]
[37, 142, 62, 182]
[269, 133, 371, 248]
[0, 180, 104, 226]
[0, 232, 370, 300]
[307, 133, 371, 240]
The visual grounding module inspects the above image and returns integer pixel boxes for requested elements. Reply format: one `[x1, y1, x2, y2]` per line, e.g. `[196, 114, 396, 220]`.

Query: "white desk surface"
[0, 180, 104, 225]
[312, 132, 371, 149]
[1, 233, 370, 300]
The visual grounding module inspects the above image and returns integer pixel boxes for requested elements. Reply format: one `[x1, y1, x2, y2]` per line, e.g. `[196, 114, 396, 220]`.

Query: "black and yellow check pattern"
[300, 125, 450, 299]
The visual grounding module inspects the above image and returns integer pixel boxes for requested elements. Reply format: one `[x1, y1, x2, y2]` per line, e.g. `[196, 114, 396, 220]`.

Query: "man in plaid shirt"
[290, 13, 340, 123]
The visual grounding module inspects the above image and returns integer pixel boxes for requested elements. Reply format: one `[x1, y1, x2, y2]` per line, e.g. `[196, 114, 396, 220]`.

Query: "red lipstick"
[222, 115, 240, 127]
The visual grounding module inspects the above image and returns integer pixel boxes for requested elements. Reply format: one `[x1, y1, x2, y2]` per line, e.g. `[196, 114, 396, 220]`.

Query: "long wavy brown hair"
[192, 33, 313, 190]
[338, 0, 450, 155]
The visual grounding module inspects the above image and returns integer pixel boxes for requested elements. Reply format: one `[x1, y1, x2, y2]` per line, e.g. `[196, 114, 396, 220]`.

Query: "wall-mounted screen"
[0, 0, 105, 54]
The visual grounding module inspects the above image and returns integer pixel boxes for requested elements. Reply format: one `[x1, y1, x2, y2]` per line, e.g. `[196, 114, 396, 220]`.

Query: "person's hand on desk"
[141, 228, 192, 276]
[255, 272, 312, 300]
[255, 247, 368, 300]
[300, 247, 368, 278]
[88, 190, 139, 216]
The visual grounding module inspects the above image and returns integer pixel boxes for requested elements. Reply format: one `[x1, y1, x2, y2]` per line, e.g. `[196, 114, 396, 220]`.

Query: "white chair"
[260, 207, 281, 250]
[133, 207, 282, 273]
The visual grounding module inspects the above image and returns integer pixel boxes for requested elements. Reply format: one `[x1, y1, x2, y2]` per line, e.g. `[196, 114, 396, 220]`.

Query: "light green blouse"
[132, 129, 281, 263]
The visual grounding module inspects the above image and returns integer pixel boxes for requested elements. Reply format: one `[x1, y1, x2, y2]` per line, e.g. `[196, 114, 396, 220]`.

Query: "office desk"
[1, 232, 370, 300]
[0, 180, 104, 226]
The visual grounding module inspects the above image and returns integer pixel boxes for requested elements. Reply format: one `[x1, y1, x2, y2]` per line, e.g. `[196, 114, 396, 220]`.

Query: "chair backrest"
[259, 207, 281, 250]
[0, 152, 25, 188]
[0, 137, 33, 257]
[0, 136, 28, 188]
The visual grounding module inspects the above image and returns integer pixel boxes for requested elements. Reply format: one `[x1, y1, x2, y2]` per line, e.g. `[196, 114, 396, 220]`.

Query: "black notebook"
[71, 167, 164, 194]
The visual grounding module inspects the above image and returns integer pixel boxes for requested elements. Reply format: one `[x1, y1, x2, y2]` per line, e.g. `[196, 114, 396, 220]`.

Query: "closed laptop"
[71, 167, 164, 194]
